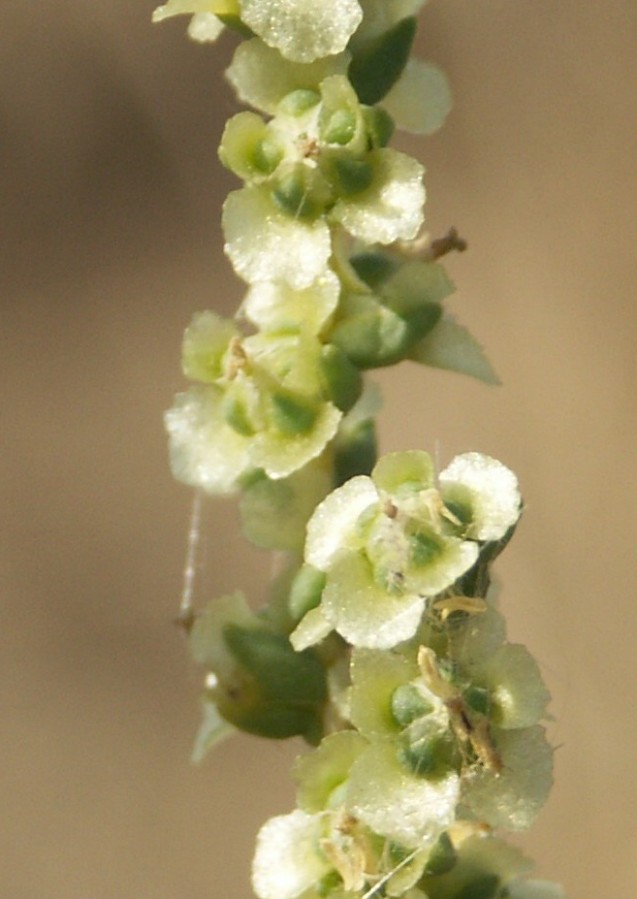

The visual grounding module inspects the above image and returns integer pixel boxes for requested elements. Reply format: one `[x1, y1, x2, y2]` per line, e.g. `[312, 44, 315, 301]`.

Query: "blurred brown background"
[3, 1, 636, 896]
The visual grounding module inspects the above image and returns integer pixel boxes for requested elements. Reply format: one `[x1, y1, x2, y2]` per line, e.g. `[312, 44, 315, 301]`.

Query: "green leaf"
[272, 163, 331, 220]
[328, 155, 374, 196]
[348, 17, 417, 105]
[409, 315, 501, 385]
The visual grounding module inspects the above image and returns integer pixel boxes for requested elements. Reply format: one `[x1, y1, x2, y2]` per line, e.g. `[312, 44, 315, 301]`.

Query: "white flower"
[293, 452, 484, 649]
[439, 452, 521, 541]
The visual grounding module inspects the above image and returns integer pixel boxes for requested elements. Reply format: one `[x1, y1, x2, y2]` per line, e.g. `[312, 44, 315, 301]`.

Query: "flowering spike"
[156, 2, 566, 897]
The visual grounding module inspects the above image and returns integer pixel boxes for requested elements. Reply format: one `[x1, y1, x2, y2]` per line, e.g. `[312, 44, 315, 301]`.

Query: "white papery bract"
[347, 740, 460, 849]
[475, 643, 551, 730]
[241, 269, 340, 334]
[439, 452, 521, 541]
[165, 385, 252, 493]
[240, 0, 362, 63]
[223, 186, 332, 289]
[227, 39, 350, 115]
[330, 149, 425, 245]
[383, 59, 452, 136]
[252, 810, 332, 899]
[459, 726, 554, 831]
[153, 0, 362, 61]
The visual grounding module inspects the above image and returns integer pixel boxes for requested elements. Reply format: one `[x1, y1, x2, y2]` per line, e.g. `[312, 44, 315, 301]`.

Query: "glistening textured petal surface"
[240, 0, 362, 63]
[223, 187, 332, 289]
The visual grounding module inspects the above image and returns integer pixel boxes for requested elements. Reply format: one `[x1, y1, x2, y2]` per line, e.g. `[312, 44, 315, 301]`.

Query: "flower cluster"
[157, 2, 566, 898]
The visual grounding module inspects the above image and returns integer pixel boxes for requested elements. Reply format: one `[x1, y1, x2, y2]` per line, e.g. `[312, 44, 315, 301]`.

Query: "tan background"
[3, 1, 636, 896]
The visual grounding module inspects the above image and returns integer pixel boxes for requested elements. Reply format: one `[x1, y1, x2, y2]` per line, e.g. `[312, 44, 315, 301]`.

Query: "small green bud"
[278, 88, 321, 116]
[269, 391, 318, 435]
[219, 624, 327, 743]
[252, 136, 284, 175]
[329, 293, 410, 368]
[350, 251, 399, 289]
[363, 106, 395, 148]
[320, 344, 363, 412]
[219, 112, 282, 181]
[320, 107, 357, 145]
[398, 732, 458, 780]
[222, 387, 256, 436]
[422, 832, 457, 878]
[391, 683, 434, 727]
[329, 155, 374, 196]
[463, 685, 491, 717]
[409, 527, 446, 568]
[443, 493, 474, 533]
[272, 163, 330, 220]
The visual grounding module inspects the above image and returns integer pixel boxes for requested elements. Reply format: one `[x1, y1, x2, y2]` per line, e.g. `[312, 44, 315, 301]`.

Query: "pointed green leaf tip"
[409, 315, 501, 385]
[349, 17, 417, 105]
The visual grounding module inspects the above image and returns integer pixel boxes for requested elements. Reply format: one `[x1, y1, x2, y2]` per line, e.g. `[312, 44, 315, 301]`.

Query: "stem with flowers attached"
[156, 3, 566, 897]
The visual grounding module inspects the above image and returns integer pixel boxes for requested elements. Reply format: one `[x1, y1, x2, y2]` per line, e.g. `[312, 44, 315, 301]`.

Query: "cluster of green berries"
[157, 2, 566, 898]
